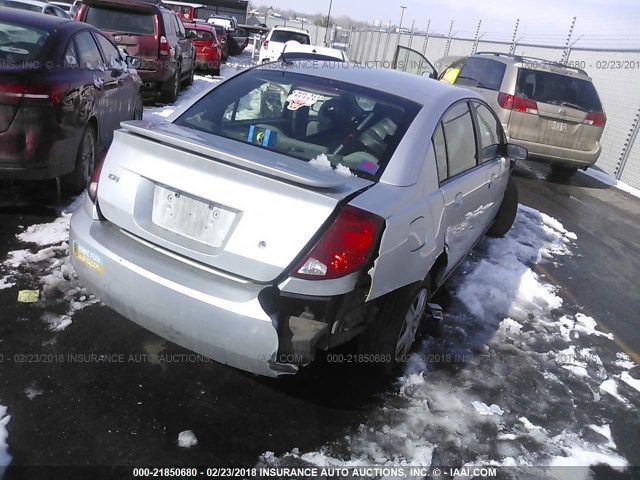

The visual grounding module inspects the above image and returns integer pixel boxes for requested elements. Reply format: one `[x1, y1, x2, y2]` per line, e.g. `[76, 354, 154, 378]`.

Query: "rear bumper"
[512, 137, 602, 168]
[136, 57, 177, 90]
[69, 198, 296, 377]
[0, 108, 79, 180]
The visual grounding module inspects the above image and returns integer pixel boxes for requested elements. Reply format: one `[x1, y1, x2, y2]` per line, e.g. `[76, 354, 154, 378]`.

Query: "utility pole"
[323, 0, 333, 46]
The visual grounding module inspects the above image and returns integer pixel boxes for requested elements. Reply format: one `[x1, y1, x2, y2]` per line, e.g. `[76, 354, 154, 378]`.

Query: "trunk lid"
[97, 121, 372, 283]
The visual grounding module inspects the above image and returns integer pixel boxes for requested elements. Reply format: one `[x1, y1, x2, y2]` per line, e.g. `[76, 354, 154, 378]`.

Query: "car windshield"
[271, 30, 310, 44]
[174, 69, 421, 179]
[0, 20, 50, 62]
[0, 0, 41, 11]
[516, 68, 603, 112]
[186, 28, 213, 40]
[85, 6, 156, 35]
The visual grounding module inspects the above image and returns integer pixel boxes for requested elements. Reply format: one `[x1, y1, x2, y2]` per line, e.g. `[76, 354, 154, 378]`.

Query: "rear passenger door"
[433, 101, 496, 271]
[173, 14, 194, 72]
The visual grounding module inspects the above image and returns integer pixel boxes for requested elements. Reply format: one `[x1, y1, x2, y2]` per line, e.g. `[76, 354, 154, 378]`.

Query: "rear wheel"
[162, 66, 181, 103]
[184, 61, 194, 87]
[62, 125, 96, 194]
[357, 280, 430, 375]
[132, 91, 143, 120]
[551, 165, 578, 178]
[488, 176, 518, 238]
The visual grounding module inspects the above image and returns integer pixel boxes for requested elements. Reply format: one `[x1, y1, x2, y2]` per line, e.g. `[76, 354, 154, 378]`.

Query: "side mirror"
[126, 55, 140, 69]
[506, 143, 528, 161]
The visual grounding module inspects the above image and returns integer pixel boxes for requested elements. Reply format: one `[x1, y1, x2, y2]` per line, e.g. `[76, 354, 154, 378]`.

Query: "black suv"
[76, 0, 196, 103]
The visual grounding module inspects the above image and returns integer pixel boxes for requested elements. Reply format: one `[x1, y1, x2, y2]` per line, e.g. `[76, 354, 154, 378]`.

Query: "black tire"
[61, 125, 96, 194]
[488, 176, 518, 238]
[357, 280, 430, 375]
[162, 67, 181, 103]
[551, 165, 578, 178]
[210, 67, 220, 76]
[228, 36, 240, 56]
[132, 91, 143, 120]
[184, 62, 194, 86]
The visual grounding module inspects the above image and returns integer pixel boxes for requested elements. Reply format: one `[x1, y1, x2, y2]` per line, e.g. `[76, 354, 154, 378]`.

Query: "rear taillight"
[292, 205, 383, 280]
[159, 35, 171, 56]
[498, 92, 539, 115]
[0, 83, 66, 106]
[262, 40, 269, 50]
[584, 111, 607, 127]
[87, 151, 107, 203]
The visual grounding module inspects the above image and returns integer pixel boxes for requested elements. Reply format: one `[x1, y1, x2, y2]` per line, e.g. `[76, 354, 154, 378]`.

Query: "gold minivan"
[440, 52, 606, 176]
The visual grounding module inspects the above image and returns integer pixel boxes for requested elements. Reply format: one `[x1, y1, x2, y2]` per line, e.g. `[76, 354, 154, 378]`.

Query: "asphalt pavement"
[0, 160, 638, 477]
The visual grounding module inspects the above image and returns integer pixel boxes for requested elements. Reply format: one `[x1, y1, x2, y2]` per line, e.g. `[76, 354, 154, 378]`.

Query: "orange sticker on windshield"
[286, 90, 327, 111]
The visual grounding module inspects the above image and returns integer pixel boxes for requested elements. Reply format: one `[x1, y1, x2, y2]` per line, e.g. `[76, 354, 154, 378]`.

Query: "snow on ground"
[177, 430, 198, 448]
[582, 168, 640, 199]
[0, 405, 10, 469]
[260, 205, 638, 474]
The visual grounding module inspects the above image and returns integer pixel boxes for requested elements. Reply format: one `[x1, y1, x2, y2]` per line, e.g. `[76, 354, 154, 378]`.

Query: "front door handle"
[454, 192, 463, 206]
[488, 173, 497, 188]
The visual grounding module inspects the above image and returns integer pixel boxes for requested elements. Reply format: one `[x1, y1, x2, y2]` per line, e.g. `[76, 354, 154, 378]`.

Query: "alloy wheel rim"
[395, 288, 428, 362]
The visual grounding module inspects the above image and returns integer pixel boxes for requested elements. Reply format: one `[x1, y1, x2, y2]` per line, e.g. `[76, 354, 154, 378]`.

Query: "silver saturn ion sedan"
[69, 61, 526, 377]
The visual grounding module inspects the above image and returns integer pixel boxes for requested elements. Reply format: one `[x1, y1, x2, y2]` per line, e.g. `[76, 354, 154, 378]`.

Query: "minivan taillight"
[583, 111, 607, 127]
[159, 35, 171, 56]
[498, 93, 539, 115]
[262, 40, 269, 50]
[292, 205, 383, 280]
[87, 151, 107, 203]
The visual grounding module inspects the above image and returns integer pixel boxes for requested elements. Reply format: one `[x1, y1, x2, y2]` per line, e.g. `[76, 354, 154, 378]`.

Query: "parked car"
[183, 22, 221, 76]
[161, 0, 203, 22]
[280, 43, 348, 62]
[210, 23, 228, 61]
[76, 0, 196, 103]
[69, 61, 526, 377]
[0, 9, 143, 192]
[50, 1, 73, 13]
[258, 26, 310, 63]
[206, 14, 236, 33]
[439, 52, 606, 176]
[0, 0, 70, 17]
[206, 15, 246, 56]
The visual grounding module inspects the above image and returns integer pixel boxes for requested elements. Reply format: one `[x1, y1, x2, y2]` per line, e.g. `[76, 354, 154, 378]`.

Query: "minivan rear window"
[270, 31, 310, 44]
[516, 68, 602, 112]
[455, 57, 506, 91]
[85, 7, 156, 35]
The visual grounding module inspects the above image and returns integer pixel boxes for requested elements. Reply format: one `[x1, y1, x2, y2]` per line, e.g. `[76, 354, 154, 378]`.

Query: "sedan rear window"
[84, 6, 156, 35]
[270, 30, 310, 44]
[516, 68, 602, 112]
[175, 69, 421, 179]
[0, 21, 49, 62]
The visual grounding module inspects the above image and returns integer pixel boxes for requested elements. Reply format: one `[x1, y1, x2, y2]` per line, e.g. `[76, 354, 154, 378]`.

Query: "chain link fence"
[345, 28, 640, 189]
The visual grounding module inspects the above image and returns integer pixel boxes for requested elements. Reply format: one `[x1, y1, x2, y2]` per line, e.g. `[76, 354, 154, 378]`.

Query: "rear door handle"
[454, 192, 463, 206]
[489, 173, 497, 188]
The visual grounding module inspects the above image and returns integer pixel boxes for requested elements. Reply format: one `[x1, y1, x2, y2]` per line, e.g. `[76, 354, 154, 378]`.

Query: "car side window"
[174, 15, 186, 37]
[162, 12, 175, 36]
[94, 33, 121, 68]
[441, 102, 477, 177]
[54, 6, 68, 17]
[473, 102, 505, 162]
[74, 31, 103, 70]
[64, 40, 79, 69]
[432, 122, 448, 183]
[44, 6, 56, 15]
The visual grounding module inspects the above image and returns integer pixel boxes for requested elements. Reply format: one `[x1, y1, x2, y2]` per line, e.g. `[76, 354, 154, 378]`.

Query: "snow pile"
[17, 216, 70, 246]
[260, 205, 633, 472]
[308, 153, 333, 171]
[0, 277, 14, 290]
[177, 430, 198, 448]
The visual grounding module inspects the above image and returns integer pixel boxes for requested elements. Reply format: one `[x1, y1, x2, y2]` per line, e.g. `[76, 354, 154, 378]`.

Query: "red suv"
[184, 23, 222, 76]
[76, 0, 195, 103]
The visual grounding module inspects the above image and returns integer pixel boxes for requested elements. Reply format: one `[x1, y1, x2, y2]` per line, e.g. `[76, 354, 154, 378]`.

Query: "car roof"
[282, 44, 345, 60]
[254, 62, 481, 107]
[0, 7, 73, 26]
[270, 26, 309, 34]
[471, 52, 592, 80]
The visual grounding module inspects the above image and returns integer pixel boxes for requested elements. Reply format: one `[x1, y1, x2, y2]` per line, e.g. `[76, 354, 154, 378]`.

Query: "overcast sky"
[256, 0, 640, 48]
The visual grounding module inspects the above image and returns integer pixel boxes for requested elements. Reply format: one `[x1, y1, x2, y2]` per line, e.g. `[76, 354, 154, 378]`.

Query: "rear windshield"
[0, 21, 49, 62]
[186, 29, 213, 41]
[84, 6, 156, 35]
[174, 69, 421, 179]
[455, 57, 506, 91]
[270, 30, 310, 44]
[0, 0, 40, 11]
[516, 68, 602, 112]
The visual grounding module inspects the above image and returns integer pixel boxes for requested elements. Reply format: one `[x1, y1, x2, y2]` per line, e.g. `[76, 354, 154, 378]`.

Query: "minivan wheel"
[357, 280, 430, 375]
[551, 165, 578, 178]
[163, 67, 181, 103]
[488, 176, 518, 238]
[61, 125, 96, 194]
